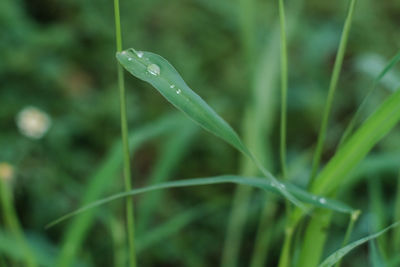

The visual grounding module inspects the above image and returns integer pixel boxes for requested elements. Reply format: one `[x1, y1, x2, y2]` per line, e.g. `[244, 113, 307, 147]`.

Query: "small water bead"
[147, 64, 161, 76]
[176, 89, 182, 94]
[136, 51, 144, 58]
[319, 198, 327, 204]
[170, 84, 175, 89]
[128, 57, 133, 61]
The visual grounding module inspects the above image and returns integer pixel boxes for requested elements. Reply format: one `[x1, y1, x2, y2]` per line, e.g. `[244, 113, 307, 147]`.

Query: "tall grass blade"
[369, 240, 386, 267]
[47, 175, 354, 229]
[394, 171, 400, 252]
[299, 88, 400, 267]
[310, 0, 357, 182]
[279, 0, 288, 179]
[0, 230, 58, 267]
[312, 88, 400, 195]
[0, 181, 37, 267]
[113, 0, 136, 265]
[334, 210, 360, 267]
[338, 50, 400, 148]
[117, 49, 303, 207]
[318, 222, 400, 267]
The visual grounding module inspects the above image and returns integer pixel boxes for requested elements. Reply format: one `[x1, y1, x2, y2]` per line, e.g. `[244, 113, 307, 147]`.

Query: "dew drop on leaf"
[136, 51, 144, 58]
[147, 64, 161, 76]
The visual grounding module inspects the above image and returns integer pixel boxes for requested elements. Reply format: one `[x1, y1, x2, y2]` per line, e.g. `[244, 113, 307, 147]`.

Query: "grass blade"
[394, 171, 400, 252]
[116, 49, 303, 208]
[47, 175, 353, 229]
[318, 222, 400, 267]
[310, 0, 357, 181]
[312, 88, 400, 195]
[299, 88, 400, 267]
[113, 0, 136, 265]
[279, 0, 288, 179]
[338, 50, 400, 148]
[117, 49, 249, 155]
[0, 181, 37, 267]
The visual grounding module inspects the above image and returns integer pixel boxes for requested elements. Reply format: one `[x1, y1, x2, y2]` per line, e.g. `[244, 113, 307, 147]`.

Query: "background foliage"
[1, 0, 400, 266]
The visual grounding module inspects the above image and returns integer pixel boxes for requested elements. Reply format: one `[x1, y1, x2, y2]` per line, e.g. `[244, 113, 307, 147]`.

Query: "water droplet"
[128, 57, 133, 61]
[121, 51, 127, 55]
[147, 64, 160, 76]
[176, 89, 181, 94]
[136, 51, 144, 58]
[319, 198, 327, 204]
[170, 84, 175, 89]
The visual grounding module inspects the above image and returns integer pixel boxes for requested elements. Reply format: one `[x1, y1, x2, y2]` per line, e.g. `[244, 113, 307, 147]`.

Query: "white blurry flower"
[16, 106, 51, 139]
[0, 162, 14, 181]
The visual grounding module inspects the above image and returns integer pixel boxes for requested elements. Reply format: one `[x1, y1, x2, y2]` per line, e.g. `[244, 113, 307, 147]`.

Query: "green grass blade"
[117, 49, 303, 208]
[47, 175, 353, 229]
[338, 50, 400, 148]
[318, 222, 400, 267]
[312, 88, 400, 195]
[334, 210, 361, 267]
[299, 88, 400, 267]
[394, 171, 400, 252]
[368, 178, 389, 258]
[117, 49, 249, 155]
[0, 230, 57, 267]
[369, 240, 386, 267]
[310, 0, 357, 181]
[279, 0, 288, 179]
[0, 181, 37, 267]
[113, 0, 136, 265]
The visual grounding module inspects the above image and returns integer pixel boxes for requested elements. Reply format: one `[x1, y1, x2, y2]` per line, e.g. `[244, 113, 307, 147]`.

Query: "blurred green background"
[1, 0, 400, 266]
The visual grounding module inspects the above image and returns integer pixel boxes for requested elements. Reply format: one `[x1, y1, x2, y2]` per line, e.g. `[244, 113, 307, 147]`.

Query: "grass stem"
[393, 171, 400, 253]
[279, 0, 288, 179]
[310, 0, 357, 182]
[335, 210, 360, 267]
[113, 0, 137, 266]
[0, 180, 37, 267]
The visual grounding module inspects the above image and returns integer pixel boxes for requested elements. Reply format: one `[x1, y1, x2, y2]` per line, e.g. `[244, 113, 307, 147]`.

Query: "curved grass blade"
[312, 88, 400, 195]
[338, 50, 400, 148]
[117, 49, 249, 155]
[116, 49, 303, 207]
[299, 88, 400, 267]
[46, 175, 353, 229]
[318, 221, 400, 267]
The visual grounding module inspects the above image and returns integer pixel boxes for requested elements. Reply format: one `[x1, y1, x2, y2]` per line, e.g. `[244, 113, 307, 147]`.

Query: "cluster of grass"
[1, 0, 400, 266]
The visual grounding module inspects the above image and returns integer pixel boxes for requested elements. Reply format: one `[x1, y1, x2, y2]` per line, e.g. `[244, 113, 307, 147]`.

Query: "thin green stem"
[279, 0, 288, 179]
[0, 180, 37, 267]
[393, 170, 400, 253]
[113, 0, 136, 266]
[310, 0, 357, 183]
[335, 210, 361, 267]
[278, 226, 294, 267]
[278, 1, 294, 265]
